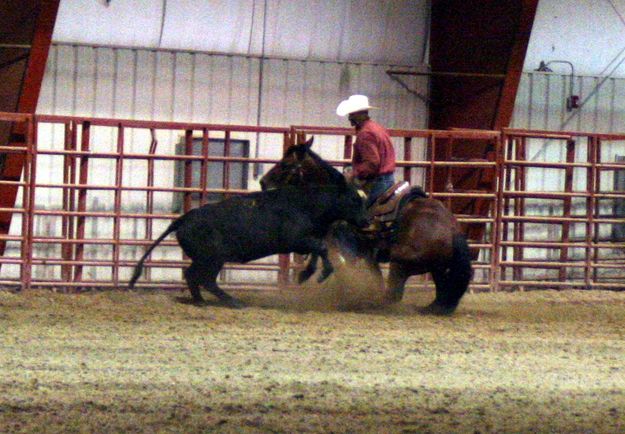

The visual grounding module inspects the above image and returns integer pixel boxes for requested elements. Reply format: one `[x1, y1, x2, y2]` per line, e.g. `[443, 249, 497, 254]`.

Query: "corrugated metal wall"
[39, 44, 426, 153]
[53, 0, 428, 66]
[512, 71, 625, 195]
[9, 43, 427, 281]
[513, 72, 625, 133]
[511, 71, 625, 272]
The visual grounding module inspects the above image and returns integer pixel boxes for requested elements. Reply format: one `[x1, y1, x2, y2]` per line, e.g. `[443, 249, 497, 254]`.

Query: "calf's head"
[335, 184, 368, 228]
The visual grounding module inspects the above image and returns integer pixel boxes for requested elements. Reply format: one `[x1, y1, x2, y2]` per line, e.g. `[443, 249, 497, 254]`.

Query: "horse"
[260, 137, 473, 314]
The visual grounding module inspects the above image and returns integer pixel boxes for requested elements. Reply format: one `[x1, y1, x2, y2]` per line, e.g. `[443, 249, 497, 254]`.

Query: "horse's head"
[260, 137, 345, 190]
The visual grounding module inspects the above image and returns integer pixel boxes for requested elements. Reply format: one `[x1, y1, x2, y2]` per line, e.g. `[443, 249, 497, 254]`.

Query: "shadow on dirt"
[169, 289, 471, 318]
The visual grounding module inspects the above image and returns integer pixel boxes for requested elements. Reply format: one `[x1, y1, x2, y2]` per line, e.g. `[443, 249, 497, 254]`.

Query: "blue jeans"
[363, 173, 395, 208]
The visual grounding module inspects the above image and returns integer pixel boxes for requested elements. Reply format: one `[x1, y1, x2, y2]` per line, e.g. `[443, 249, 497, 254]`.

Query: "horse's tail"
[128, 217, 184, 289]
[444, 233, 473, 309]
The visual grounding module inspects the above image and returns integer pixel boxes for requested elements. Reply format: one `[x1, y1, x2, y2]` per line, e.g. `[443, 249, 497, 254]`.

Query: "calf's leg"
[184, 263, 205, 303]
[199, 261, 245, 309]
[186, 261, 245, 308]
[295, 238, 333, 283]
[298, 253, 318, 283]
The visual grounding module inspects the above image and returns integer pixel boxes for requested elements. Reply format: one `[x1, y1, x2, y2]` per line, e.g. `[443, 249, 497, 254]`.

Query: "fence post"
[492, 131, 505, 292]
[278, 131, 291, 287]
[112, 124, 124, 288]
[23, 115, 36, 290]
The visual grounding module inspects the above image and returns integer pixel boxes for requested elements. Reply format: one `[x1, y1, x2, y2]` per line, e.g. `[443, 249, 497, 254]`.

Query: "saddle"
[365, 182, 427, 236]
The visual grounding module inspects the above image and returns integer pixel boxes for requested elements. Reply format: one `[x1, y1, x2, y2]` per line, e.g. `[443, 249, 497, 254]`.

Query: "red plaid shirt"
[352, 119, 396, 180]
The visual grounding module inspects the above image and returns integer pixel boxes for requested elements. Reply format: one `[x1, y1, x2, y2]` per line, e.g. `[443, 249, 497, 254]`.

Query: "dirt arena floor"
[1, 280, 624, 433]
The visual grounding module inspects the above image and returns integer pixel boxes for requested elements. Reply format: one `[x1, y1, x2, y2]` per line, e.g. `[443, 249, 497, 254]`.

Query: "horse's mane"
[287, 144, 346, 185]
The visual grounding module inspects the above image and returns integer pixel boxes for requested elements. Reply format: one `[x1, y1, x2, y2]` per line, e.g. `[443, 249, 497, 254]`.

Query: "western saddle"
[365, 181, 427, 235]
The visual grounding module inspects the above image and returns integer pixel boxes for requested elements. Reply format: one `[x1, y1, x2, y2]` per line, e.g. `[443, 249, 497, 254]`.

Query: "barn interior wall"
[4, 43, 426, 281]
[52, 0, 428, 66]
[510, 71, 625, 276]
[38, 44, 426, 156]
[512, 71, 625, 198]
[9, 47, 625, 284]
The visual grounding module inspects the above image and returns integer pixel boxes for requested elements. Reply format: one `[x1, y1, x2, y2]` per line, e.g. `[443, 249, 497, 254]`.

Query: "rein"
[284, 161, 305, 186]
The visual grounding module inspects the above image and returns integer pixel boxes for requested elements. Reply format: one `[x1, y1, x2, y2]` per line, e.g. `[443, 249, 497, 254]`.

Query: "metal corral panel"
[509, 72, 625, 283]
[512, 72, 625, 195]
[38, 44, 427, 161]
[15, 44, 427, 282]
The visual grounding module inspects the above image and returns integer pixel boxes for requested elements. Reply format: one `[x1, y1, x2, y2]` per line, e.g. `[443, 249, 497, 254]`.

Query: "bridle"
[282, 160, 305, 186]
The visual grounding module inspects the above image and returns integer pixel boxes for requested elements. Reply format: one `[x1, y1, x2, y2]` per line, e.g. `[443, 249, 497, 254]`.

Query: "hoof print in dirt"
[225, 298, 246, 309]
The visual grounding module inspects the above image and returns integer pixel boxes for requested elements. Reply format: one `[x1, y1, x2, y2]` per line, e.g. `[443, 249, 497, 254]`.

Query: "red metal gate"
[1, 112, 624, 291]
[289, 125, 501, 291]
[498, 129, 625, 289]
[0, 112, 290, 290]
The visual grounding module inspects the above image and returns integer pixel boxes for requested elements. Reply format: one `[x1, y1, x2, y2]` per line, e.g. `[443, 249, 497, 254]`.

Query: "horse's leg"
[425, 269, 456, 315]
[426, 234, 473, 314]
[384, 261, 411, 304]
[298, 253, 319, 284]
[194, 261, 246, 309]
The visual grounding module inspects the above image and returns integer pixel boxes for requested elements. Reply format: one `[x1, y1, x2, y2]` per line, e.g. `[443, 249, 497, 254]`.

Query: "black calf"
[128, 184, 366, 307]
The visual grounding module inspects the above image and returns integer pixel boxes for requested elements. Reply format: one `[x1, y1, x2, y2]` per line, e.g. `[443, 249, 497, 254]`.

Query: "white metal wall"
[54, 0, 429, 66]
[10, 43, 427, 281]
[511, 71, 625, 272]
[38, 44, 427, 152]
[513, 72, 625, 133]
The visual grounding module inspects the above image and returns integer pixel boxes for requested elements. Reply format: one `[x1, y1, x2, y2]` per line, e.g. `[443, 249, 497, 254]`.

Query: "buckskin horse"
[260, 138, 473, 314]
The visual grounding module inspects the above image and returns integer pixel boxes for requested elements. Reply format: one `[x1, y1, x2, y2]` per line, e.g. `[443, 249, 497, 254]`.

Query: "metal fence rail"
[290, 126, 501, 291]
[0, 113, 35, 287]
[1, 112, 624, 291]
[1, 112, 291, 290]
[499, 129, 625, 290]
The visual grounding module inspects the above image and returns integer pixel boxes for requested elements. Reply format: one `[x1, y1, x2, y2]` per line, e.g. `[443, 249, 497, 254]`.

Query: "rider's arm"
[353, 131, 380, 180]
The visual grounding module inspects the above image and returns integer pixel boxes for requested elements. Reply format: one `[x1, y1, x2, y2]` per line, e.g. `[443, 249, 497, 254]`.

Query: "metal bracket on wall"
[0, 44, 32, 70]
[385, 70, 431, 104]
[388, 70, 506, 79]
[386, 69, 507, 107]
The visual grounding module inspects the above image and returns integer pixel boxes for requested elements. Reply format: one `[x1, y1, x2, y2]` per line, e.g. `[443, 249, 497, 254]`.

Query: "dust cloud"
[280, 243, 387, 311]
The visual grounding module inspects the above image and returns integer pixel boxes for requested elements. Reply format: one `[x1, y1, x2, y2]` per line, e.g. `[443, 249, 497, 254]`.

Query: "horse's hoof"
[225, 298, 246, 309]
[420, 302, 457, 315]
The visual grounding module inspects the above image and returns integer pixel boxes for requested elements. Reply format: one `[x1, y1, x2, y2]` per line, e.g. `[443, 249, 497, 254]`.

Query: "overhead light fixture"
[535, 60, 579, 111]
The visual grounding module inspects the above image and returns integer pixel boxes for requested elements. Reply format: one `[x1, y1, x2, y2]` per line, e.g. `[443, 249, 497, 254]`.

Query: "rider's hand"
[343, 166, 354, 182]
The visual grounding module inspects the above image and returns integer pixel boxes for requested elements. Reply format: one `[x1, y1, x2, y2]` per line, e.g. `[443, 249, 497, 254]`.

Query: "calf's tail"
[128, 218, 184, 289]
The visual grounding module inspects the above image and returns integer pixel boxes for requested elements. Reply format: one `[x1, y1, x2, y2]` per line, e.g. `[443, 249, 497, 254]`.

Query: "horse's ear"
[295, 137, 314, 160]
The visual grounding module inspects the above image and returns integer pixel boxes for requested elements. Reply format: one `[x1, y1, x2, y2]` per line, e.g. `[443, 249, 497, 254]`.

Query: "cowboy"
[336, 95, 396, 208]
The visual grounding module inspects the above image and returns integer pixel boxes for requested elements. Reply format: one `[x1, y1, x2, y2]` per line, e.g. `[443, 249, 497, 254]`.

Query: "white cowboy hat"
[336, 94, 376, 116]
